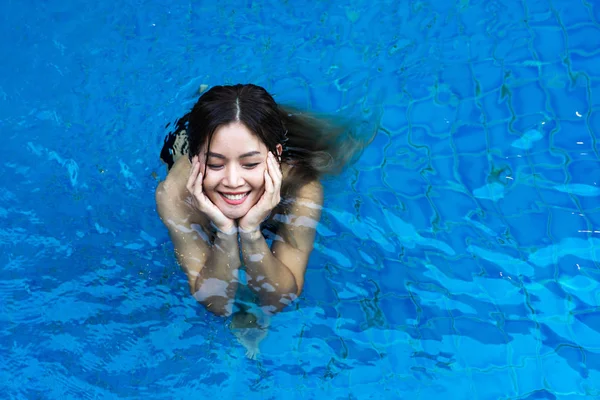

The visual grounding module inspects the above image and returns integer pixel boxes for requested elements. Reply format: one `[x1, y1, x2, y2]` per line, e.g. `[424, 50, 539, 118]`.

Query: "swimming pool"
[1, 0, 599, 398]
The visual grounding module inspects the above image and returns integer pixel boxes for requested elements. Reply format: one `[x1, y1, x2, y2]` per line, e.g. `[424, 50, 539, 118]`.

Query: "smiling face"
[200, 122, 269, 220]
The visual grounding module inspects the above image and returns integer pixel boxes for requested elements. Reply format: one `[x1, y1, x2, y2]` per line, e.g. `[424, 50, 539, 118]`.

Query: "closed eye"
[244, 163, 260, 169]
[207, 164, 223, 170]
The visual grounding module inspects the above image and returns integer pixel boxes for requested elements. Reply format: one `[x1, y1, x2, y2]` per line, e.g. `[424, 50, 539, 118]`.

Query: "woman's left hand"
[238, 152, 282, 232]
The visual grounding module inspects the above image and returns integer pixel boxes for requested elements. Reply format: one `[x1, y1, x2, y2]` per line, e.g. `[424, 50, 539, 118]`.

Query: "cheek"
[200, 174, 219, 191]
[249, 167, 266, 187]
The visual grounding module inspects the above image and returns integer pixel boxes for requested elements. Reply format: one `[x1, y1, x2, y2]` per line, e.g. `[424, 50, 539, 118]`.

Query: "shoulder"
[288, 179, 323, 216]
[274, 179, 323, 247]
[270, 179, 324, 292]
[155, 157, 204, 227]
[158, 157, 190, 192]
[296, 179, 323, 201]
[156, 156, 212, 233]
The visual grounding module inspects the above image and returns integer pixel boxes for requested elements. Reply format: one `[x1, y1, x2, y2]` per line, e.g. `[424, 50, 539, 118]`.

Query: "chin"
[211, 191, 262, 221]
[222, 209, 249, 221]
[218, 201, 254, 221]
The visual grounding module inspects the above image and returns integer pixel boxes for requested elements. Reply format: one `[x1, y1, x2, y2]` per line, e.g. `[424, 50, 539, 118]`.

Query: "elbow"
[194, 295, 234, 317]
[203, 300, 233, 317]
[290, 277, 304, 299]
[193, 277, 235, 317]
[249, 280, 299, 312]
[272, 281, 302, 307]
[283, 276, 304, 300]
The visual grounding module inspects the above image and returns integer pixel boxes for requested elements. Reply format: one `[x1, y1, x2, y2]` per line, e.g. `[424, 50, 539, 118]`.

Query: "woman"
[156, 84, 362, 318]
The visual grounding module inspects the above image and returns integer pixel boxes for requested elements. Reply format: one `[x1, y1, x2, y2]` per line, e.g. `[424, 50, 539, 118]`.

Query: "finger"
[264, 168, 274, 194]
[266, 152, 275, 174]
[186, 159, 200, 192]
[269, 153, 283, 185]
[270, 152, 282, 179]
[194, 172, 204, 197]
[271, 161, 281, 198]
[269, 156, 282, 204]
[197, 154, 206, 176]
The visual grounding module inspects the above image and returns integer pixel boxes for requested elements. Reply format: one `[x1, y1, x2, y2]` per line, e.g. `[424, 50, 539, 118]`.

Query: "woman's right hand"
[186, 156, 236, 234]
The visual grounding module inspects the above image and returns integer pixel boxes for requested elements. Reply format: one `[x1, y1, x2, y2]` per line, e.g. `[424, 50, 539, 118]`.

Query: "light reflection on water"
[1, 0, 599, 398]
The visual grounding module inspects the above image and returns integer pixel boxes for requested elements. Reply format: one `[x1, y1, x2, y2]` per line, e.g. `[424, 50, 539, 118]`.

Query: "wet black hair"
[186, 83, 368, 199]
[187, 84, 286, 167]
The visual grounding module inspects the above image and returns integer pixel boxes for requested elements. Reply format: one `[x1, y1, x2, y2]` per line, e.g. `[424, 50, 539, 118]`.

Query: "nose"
[223, 165, 244, 188]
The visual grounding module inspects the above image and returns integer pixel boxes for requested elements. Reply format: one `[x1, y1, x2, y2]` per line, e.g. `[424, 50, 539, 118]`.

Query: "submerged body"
[155, 84, 361, 357]
[156, 122, 323, 313]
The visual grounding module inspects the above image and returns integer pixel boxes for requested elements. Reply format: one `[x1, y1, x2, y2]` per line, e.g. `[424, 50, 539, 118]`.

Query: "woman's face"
[199, 122, 270, 220]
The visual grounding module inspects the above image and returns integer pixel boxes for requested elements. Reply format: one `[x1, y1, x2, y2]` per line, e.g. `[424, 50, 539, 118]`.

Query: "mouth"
[219, 191, 250, 205]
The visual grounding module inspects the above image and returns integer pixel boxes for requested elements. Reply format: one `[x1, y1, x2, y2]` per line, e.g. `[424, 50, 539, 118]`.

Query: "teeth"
[222, 193, 247, 200]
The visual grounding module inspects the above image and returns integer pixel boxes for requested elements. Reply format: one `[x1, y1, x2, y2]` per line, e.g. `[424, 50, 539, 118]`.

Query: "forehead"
[207, 122, 266, 154]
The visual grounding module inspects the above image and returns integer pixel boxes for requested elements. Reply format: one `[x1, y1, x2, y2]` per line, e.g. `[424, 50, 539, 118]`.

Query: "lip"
[219, 191, 250, 205]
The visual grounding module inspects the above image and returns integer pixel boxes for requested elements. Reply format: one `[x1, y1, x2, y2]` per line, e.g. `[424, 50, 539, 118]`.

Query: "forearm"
[193, 230, 242, 316]
[239, 229, 298, 312]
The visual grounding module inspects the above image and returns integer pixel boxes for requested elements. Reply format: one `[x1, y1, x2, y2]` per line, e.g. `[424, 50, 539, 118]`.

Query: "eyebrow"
[206, 151, 261, 159]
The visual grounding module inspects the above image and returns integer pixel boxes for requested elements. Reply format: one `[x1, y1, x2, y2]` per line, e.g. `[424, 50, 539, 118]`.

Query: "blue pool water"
[1, 0, 600, 398]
